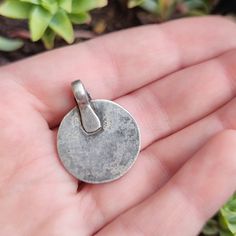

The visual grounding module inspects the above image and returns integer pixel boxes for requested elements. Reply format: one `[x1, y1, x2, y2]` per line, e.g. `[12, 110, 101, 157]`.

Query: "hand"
[1, 16, 236, 236]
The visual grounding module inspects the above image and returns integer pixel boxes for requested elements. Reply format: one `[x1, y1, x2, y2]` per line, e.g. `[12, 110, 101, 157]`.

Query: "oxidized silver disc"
[57, 99, 141, 184]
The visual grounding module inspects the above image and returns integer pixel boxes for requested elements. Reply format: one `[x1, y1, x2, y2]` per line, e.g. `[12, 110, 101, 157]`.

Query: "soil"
[1, 0, 236, 66]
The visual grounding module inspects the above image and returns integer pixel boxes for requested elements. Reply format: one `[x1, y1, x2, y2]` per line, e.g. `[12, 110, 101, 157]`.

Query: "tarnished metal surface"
[71, 80, 102, 134]
[57, 99, 141, 184]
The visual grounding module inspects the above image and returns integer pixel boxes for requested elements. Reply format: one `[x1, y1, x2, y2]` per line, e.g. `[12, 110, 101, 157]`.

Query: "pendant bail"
[71, 80, 102, 134]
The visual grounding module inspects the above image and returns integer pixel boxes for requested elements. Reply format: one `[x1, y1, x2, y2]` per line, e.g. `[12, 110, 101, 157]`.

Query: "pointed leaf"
[49, 10, 74, 43]
[219, 194, 236, 235]
[40, 0, 58, 14]
[72, 0, 107, 14]
[69, 12, 91, 24]
[29, 6, 52, 41]
[42, 28, 55, 49]
[0, 36, 24, 52]
[0, 0, 31, 19]
[59, 0, 72, 13]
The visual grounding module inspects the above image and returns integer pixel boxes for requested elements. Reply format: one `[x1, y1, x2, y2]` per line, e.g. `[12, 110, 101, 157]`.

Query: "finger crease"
[169, 178, 205, 226]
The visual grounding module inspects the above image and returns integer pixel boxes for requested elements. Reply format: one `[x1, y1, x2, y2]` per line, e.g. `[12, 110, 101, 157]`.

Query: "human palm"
[1, 17, 236, 236]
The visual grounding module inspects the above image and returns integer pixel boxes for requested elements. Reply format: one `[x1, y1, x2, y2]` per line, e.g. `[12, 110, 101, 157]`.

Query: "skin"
[0, 16, 236, 236]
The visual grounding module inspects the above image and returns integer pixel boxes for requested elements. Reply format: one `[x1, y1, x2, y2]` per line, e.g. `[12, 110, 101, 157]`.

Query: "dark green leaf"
[128, 0, 145, 8]
[41, 28, 56, 49]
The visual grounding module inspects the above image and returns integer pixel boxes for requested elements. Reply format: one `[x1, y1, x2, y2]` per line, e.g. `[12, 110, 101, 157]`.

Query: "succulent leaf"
[41, 28, 56, 49]
[0, 0, 108, 48]
[72, 0, 107, 14]
[202, 219, 219, 235]
[59, 0, 72, 13]
[0, 0, 32, 19]
[0, 36, 24, 51]
[30, 6, 52, 41]
[219, 195, 236, 235]
[140, 0, 159, 14]
[202, 194, 236, 235]
[40, 0, 58, 14]
[20, 0, 40, 4]
[69, 12, 91, 24]
[49, 10, 74, 43]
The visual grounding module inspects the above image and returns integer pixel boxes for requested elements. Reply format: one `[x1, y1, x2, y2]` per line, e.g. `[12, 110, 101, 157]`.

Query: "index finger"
[2, 16, 236, 126]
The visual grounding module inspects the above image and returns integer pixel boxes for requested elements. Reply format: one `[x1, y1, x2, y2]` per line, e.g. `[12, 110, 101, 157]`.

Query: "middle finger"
[76, 49, 236, 235]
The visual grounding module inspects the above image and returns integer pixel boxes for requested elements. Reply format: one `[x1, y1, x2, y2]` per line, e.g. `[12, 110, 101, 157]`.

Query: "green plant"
[202, 194, 236, 236]
[0, 35, 23, 51]
[128, 0, 218, 21]
[0, 0, 107, 49]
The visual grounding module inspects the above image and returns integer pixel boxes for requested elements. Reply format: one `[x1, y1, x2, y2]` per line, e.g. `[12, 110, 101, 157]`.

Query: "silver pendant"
[57, 80, 141, 184]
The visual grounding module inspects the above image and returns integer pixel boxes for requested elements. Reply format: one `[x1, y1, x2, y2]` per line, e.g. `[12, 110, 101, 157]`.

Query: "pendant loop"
[71, 80, 102, 134]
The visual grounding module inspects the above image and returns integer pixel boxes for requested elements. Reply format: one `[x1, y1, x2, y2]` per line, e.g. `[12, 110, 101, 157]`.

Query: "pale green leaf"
[59, 0, 72, 13]
[29, 6, 52, 41]
[72, 0, 107, 14]
[69, 12, 91, 24]
[128, 0, 145, 8]
[0, 36, 23, 52]
[20, 0, 40, 4]
[41, 28, 55, 49]
[0, 0, 31, 19]
[142, 0, 158, 13]
[49, 10, 74, 43]
[40, 0, 58, 14]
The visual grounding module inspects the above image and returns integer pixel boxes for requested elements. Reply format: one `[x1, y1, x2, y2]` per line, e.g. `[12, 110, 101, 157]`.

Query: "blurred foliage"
[128, 0, 218, 21]
[202, 194, 236, 236]
[0, 0, 107, 49]
[0, 35, 23, 51]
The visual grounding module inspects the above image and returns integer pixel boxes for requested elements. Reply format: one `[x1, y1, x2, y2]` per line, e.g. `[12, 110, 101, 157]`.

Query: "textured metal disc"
[57, 99, 141, 184]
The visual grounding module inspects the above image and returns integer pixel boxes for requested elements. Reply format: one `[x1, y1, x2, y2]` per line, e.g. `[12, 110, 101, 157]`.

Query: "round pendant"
[57, 81, 140, 184]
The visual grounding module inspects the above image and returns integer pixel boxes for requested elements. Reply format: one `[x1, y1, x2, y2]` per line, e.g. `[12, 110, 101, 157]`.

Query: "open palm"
[1, 17, 236, 236]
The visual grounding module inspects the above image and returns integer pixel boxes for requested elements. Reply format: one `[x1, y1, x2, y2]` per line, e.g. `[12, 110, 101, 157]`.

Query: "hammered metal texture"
[57, 99, 140, 184]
